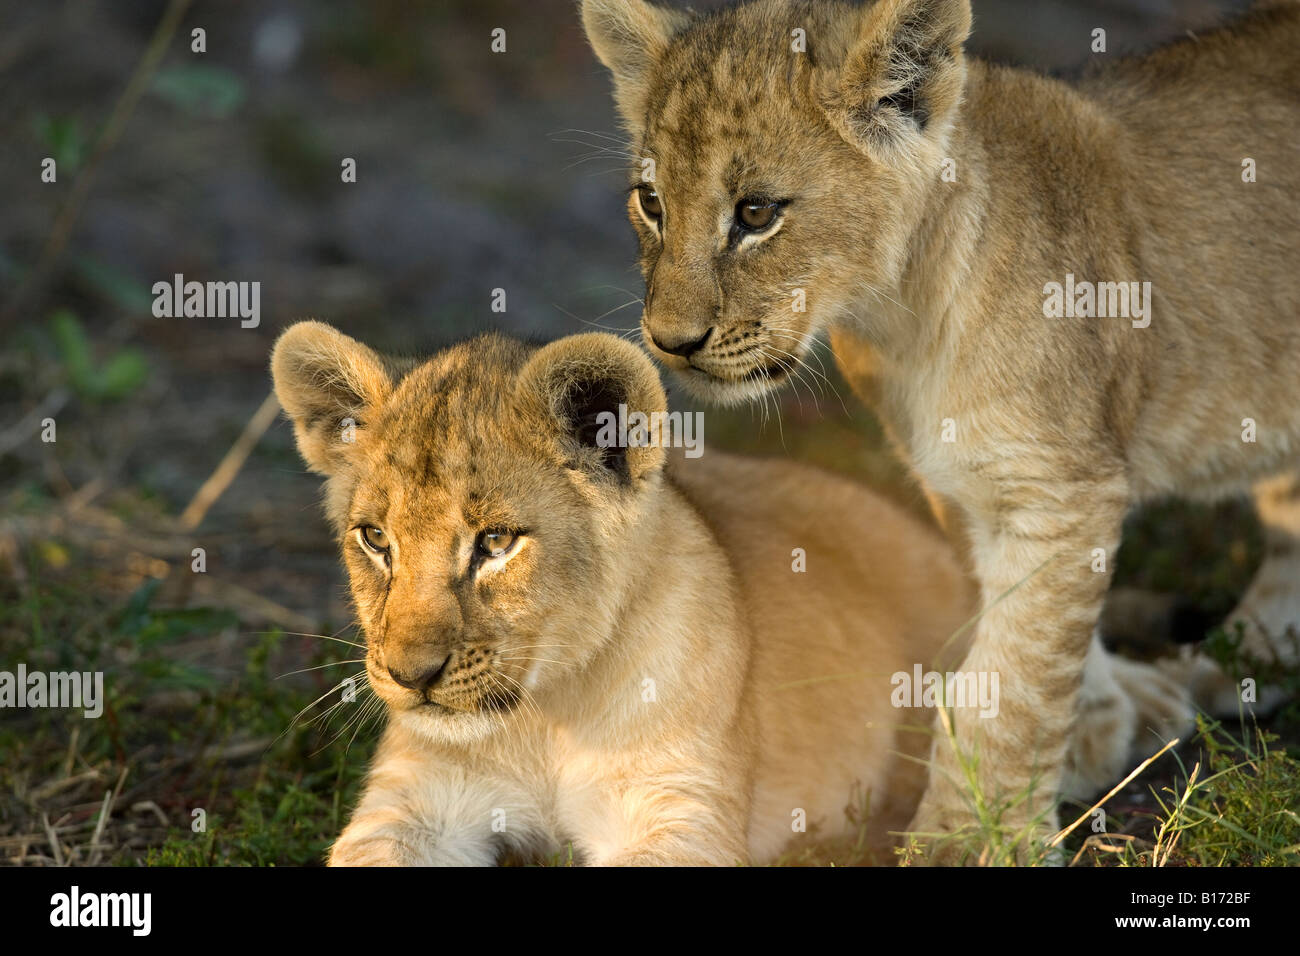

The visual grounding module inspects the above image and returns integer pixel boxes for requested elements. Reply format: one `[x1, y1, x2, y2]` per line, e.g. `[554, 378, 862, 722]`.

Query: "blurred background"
[0, 0, 1276, 866]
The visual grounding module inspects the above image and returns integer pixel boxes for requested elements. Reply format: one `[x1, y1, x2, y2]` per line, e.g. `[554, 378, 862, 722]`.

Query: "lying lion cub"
[272, 322, 1220, 865]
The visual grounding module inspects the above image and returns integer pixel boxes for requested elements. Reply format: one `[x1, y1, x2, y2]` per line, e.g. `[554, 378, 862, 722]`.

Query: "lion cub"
[581, 0, 1300, 857]
[273, 322, 1221, 865]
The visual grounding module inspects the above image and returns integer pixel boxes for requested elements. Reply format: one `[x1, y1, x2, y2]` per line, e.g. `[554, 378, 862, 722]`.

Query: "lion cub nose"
[387, 655, 449, 692]
[651, 326, 713, 358]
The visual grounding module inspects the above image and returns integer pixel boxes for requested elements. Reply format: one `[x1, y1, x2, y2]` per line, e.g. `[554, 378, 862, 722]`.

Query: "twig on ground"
[88, 789, 114, 866]
[28, 768, 104, 804]
[179, 392, 280, 529]
[1049, 737, 1180, 849]
[0, 388, 69, 457]
[41, 813, 65, 866]
[131, 800, 170, 827]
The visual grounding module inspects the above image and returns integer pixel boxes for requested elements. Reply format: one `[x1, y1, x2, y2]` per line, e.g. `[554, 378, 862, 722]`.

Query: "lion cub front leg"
[597, 835, 746, 867]
[330, 771, 500, 866]
[908, 469, 1129, 864]
[592, 809, 748, 867]
[329, 729, 542, 867]
[575, 754, 752, 866]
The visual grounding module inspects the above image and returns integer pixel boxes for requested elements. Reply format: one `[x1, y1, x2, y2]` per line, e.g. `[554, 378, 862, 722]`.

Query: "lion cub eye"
[637, 186, 662, 221]
[476, 530, 519, 559]
[736, 198, 780, 231]
[359, 526, 389, 553]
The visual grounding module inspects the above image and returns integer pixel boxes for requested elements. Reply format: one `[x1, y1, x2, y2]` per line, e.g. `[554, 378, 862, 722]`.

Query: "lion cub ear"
[518, 333, 668, 485]
[270, 321, 392, 476]
[821, 0, 971, 161]
[581, 0, 692, 133]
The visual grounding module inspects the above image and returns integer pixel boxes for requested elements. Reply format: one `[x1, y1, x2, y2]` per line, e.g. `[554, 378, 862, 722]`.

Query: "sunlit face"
[339, 359, 615, 743]
[626, 142, 832, 407]
[274, 323, 669, 748]
[616, 6, 928, 407]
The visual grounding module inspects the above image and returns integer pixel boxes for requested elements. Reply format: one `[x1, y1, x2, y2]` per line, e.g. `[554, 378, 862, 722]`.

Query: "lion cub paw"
[1061, 633, 1195, 802]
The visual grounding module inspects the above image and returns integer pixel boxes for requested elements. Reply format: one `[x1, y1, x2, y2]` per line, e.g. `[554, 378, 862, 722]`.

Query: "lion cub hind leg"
[1156, 646, 1288, 719]
[1060, 632, 1194, 802]
[1225, 471, 1300, 672]
[1062, 627, 1293, 807]
[1061, 470, 1300, 806]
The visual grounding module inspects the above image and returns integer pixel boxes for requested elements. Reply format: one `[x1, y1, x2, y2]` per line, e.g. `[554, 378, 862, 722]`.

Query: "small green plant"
[1146, 717, 1300, 866]
[150, 65, 246, 119]
[33, 114, 89, 174]
[49, 309, 149, 402]
[1060, 715, 1300, 867]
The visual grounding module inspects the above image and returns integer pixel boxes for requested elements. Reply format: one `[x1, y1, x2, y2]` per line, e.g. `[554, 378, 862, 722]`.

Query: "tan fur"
[581, 0, 1300, 859]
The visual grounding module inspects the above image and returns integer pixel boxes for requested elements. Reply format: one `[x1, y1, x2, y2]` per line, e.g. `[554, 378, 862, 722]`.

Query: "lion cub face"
[582, 0, 971, 404]
[272, 323, 668, 742]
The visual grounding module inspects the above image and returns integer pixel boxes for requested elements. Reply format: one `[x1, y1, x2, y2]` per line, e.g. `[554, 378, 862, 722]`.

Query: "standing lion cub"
[580, 0, 1300, 859]
[272, 322, 1228, 865]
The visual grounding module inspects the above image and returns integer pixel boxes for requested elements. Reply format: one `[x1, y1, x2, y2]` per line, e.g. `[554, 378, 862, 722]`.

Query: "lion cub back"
[668, 451, 975, 857]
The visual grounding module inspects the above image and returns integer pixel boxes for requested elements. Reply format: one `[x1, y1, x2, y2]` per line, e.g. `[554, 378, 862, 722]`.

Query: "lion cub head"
[272, 322, 668, 743]
[581, 0, 971, 404]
